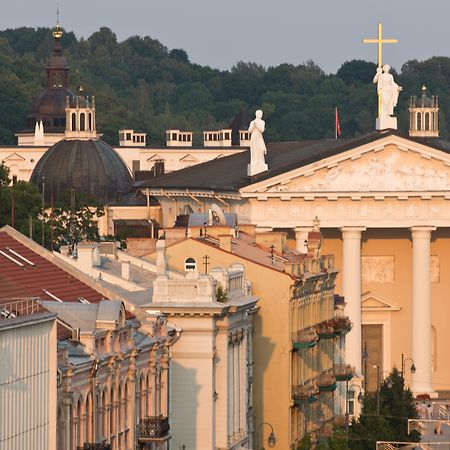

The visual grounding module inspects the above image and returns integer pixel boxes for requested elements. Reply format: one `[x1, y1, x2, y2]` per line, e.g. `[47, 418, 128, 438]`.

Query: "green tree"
[349, 368, 419, 449]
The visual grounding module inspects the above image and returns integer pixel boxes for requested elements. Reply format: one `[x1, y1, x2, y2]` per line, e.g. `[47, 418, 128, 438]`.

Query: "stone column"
[294, 227, 311, 254]
[341, 227, 365, 374]
[411, 227, 435, 394]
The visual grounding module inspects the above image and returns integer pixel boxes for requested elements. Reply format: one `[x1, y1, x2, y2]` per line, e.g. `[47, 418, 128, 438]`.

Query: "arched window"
[71, 113, 76, 131]
[85, 393, 93, 442]
[80, 113, 86, 131]
[88, 113, 92, 131]
[76, 397, 83, 447]
[425, 112, 430, 131]
[118, 385, 122, 431]
[102, 391, 107, 440]
[417, 112, 422, 130]
[185, 257, 196, 271]
[110, 387, 115, 438]
[140, 375, 146, 419]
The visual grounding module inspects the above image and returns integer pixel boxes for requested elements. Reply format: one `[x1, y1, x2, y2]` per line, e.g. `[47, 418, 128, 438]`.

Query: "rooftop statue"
[373, 64, 402, 118]
[247, 109, 268, 176]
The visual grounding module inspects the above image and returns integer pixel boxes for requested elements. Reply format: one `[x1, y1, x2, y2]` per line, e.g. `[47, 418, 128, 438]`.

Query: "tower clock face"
[51, 73, 63, 88]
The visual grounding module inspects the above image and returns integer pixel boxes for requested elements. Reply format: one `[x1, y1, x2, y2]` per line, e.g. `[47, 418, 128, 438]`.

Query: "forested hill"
[0, 26, 450, 146]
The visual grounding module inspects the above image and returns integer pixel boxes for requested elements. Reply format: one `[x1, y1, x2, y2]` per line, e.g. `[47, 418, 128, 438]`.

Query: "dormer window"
[185, 257, 196, 271]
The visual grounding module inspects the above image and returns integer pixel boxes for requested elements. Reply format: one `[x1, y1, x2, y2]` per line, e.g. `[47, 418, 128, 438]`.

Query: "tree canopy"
[0, 27, 449, 146]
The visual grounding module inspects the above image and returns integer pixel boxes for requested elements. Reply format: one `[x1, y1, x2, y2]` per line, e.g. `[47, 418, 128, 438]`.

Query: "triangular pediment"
[361, 293, 401, 311]
[241, 135, 450, 196]
[147, 154, 165, 162]
[180, 154, 199, 163]
[4, 152, 25, 162]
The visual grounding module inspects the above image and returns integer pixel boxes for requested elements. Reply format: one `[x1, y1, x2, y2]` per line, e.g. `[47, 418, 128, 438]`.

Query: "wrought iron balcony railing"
[137, 415, 170, 441]
[291, 328, 318, 349]
[332, 363, 355, 381]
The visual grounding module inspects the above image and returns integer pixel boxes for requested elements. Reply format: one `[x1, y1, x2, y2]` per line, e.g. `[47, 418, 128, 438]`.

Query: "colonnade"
[292, 225, 435, 394]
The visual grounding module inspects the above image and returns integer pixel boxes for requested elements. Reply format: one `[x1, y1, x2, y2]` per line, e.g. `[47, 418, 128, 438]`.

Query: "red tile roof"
[0, 231, 104, 303]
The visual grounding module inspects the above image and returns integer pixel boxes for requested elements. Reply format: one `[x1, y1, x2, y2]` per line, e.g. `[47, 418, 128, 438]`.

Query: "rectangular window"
[126, 133, 132, 140]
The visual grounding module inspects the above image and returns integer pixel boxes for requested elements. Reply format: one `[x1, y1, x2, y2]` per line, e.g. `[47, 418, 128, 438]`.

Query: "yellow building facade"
[144, 225, 350, 449]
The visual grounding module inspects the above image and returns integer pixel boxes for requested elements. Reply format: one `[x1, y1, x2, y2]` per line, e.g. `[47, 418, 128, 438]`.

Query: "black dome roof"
[30, 139, 133, 204]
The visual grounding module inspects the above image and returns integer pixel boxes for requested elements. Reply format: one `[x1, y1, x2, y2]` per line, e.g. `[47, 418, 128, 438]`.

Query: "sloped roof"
[135, 130, 450, 193]
[0, 230, 104, 303]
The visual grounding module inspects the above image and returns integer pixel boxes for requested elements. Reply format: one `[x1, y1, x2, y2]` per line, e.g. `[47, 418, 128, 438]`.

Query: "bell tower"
[65, 87, 98, 140]
[409, 85, 439, 138]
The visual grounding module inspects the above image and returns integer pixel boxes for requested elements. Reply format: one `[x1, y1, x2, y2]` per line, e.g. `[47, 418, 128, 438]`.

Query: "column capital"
[294, 226, 312, 232]
[410, 226, 436, 237]
[340, 226, 366, 238]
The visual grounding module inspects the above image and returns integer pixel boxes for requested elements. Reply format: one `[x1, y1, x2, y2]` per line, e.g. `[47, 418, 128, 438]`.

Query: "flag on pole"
[335, 107, 341, 139]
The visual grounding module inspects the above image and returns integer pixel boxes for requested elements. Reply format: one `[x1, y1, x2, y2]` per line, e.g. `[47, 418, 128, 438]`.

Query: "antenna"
[56, 0, 60, 28]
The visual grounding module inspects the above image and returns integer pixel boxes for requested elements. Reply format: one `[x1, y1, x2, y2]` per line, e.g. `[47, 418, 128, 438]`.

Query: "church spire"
[47, 1, 69, 90]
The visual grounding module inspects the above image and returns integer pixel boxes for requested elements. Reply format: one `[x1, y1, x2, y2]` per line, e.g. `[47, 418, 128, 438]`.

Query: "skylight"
[0, 250, 24, 267]
[6, 248, 35, 266]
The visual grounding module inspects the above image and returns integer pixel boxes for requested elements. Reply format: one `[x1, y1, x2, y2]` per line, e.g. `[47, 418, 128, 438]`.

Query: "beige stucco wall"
[321, 228, 450, 392]
[160, 239, 293, 449]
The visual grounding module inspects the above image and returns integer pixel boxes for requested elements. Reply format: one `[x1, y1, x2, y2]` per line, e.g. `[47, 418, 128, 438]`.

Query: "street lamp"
[257, 422, 276, 449]
[373, 366, 394, 415]
[362, 342, 369, 391]
[401, 353, 416, 378]
[345, 383, 363, 445]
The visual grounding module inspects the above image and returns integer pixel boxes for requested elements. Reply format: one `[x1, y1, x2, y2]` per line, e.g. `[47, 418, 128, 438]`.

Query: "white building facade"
[142, 241, 258, 450]
[0, 299, 57, 450]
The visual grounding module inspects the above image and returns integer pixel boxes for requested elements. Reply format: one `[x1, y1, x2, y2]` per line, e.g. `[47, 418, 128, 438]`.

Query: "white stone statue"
[247, 109, 268, 176]
[373, 64, 402, 118]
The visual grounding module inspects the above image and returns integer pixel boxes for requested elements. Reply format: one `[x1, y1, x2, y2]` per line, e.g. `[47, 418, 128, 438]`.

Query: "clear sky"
[2, 0, 448, 73]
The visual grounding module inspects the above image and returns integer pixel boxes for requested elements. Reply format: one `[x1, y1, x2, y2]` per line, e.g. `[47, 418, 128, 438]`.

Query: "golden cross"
[362, 22, 398, 68]
[363, 23, 398, 117]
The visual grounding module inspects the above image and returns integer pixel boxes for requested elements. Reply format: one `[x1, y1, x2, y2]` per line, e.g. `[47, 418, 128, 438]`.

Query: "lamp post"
[257, 422, 276, 449]
[345, 384, 363, 446]
[374, 367, 394, 415]
[373, 365, 381, 415]
[362, 342, 369, 392]
[401, 353, 416, 379]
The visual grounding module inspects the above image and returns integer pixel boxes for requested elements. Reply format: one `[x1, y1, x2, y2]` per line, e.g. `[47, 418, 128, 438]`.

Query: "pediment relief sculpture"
[266, 148, 450, 193]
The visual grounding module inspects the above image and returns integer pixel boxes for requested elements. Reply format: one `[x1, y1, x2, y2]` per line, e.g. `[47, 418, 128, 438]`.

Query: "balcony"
[292, 381, 319, 405]
[137, 415, 170, 442]
[333, 317, 352, 335]
[317, 372, 336, 392]
[292, 328, 318, 350]
[316, 321, 336, 339]
[77, 444, 111, 450]
[332, 363, 355, 381]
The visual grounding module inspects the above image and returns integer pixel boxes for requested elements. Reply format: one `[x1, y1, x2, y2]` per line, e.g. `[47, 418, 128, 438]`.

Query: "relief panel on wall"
[362, 256, 395, 284]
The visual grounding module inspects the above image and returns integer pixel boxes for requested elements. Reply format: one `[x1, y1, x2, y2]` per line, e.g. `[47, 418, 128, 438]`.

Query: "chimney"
[77, 243, 97, 276]
[156, 239, 166, 275]
[154, 160, 165, 177]
[218, 235, 232, 253]
[121, 260, 130, 281]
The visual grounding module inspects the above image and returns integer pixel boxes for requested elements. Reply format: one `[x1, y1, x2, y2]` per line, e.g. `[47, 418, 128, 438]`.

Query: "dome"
[26, 89, 76, 132]
[30, 139, 133, 204]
